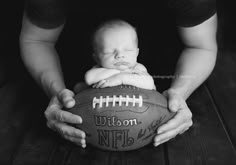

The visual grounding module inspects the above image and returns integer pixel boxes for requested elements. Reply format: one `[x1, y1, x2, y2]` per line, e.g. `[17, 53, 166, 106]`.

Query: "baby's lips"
[114, 61, 129, 66]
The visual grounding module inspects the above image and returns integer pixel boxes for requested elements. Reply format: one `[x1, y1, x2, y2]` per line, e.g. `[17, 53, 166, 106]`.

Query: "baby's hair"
[92, 19, 138, 54]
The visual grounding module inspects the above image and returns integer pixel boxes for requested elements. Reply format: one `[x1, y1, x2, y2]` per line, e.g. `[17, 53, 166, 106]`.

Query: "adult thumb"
[167, 94, 181, 112]
[57, 89, 75, 108]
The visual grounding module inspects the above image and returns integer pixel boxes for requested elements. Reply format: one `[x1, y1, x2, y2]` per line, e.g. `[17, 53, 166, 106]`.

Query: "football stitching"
[92, 95, 143, 108]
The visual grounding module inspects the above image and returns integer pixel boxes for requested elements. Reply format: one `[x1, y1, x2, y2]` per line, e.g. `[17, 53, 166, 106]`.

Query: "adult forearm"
[170, 48, 217, 100]
[20, 42, 65, 97]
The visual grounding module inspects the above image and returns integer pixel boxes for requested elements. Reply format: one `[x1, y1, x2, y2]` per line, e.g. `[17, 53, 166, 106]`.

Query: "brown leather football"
[68, 85, 175, 151]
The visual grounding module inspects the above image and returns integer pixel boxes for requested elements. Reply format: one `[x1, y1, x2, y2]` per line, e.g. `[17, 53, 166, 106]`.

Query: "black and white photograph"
[1, 0, 236, 164]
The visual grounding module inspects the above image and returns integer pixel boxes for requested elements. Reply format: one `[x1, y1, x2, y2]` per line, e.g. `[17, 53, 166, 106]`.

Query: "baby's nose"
[115, 51, 124, 59]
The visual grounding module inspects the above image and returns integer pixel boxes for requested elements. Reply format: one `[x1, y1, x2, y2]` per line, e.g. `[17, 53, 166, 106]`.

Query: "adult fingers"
[47, 107, 82, 124]
[157, 107, 192, 134]
[154, 122, 191, 146]
[154, 138, 172, 147]
[179, 124, 191, 134]
[56, 110, 83, 124]
[48, 121, 86, 147]
[48, 121, 86, 139]
[64, 135, 86, 148]
[57, 89, 75, 108]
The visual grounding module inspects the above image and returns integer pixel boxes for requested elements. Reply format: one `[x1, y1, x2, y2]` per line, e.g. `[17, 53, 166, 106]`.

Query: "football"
[68, 85, 175, 151]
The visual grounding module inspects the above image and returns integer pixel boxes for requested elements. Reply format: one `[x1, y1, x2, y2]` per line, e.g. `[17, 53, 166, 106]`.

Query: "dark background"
[1, 1, 236, 164]
[1, 0, 236, 96]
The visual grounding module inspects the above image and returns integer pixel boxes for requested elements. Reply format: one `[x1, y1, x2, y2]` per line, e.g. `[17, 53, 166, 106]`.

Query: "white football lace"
[92, 95, 143, 109]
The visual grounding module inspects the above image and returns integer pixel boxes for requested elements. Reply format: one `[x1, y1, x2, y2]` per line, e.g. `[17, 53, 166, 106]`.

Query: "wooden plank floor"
[167, 84, 236, 165]
[207, 49, 236, 149]
[1, 50, 236, 165]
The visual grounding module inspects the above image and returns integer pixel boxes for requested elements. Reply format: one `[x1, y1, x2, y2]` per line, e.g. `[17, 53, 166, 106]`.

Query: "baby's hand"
[92, 75, 123, 88]
[92, 79, 107, 88]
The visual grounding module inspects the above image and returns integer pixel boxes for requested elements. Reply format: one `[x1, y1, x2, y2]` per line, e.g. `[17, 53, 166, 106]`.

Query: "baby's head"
[92, 20, 139, 71]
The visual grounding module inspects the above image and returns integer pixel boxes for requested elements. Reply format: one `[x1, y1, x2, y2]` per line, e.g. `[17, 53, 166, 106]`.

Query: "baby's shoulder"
[134, 63, 147, 71]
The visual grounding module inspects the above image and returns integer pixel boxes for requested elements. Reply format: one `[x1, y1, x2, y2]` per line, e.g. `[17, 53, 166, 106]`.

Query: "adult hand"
[45, 89, 86, 148]
[153, 89, 193, 146]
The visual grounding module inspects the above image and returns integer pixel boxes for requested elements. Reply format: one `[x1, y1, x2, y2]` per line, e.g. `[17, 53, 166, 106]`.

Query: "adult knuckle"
[189, 120, 193, 127]
[45, 105, 58, 120]
[44, 109, 50, 118]
[185, 110, 192, 119]
[59, 126, 67, 136]
[61, 89, 73, 99]
[74, 129, 82, 138]
[68, 128, 76, 137]
[58, 89, 65, 98]
[56, 111, 65, 122]
[63, 135, 71, 141]
[182, 115, 189, 123]
[66, 136, 73, 142]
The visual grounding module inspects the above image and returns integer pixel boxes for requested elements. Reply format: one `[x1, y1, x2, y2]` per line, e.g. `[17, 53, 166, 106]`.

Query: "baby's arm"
[101, 63, 156, 90]
[85, 66, 120, 86]
[133, 63, 156, 90]
[123, 63, 156, 90]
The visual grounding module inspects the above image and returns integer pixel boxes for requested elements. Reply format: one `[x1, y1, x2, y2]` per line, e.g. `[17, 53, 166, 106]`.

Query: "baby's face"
[95, 27, 139, 71]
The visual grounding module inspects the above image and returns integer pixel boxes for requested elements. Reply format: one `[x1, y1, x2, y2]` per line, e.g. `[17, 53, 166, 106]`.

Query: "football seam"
[92, 95, 143, 108]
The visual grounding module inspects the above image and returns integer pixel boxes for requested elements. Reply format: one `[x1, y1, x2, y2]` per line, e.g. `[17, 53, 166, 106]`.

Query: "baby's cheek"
[101, 61, 113, 69]
[130, 57, 138, 64]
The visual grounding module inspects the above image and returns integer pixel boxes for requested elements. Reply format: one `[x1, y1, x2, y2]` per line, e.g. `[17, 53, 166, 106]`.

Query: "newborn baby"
[85, 19, 156, 90]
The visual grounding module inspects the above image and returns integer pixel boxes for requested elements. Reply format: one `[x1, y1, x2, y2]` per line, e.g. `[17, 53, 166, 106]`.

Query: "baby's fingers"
[94, 80, 107, 88]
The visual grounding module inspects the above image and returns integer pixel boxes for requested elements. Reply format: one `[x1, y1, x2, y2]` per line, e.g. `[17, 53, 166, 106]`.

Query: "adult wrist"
[166, 87, 188, 101]
[50, 81, 65, 97]
[41, 78, 65, 98]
